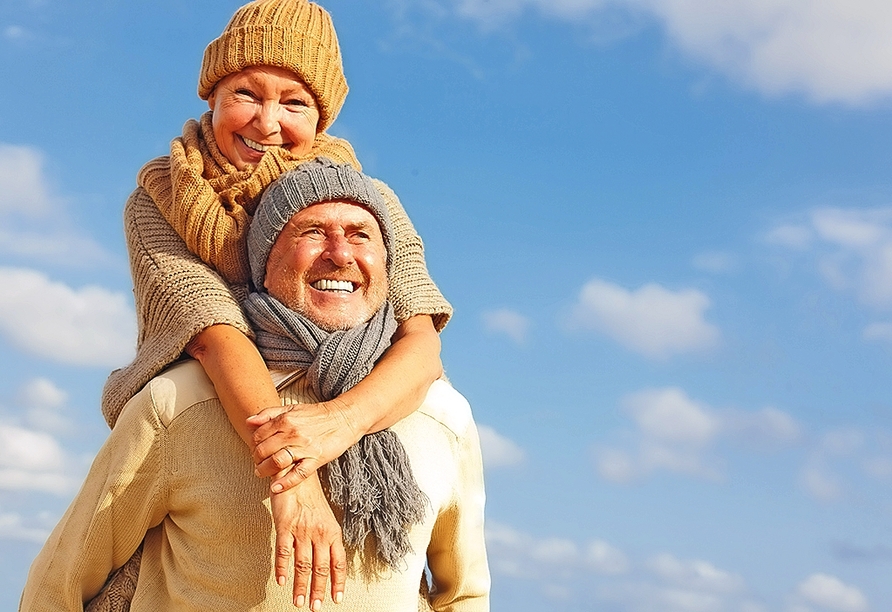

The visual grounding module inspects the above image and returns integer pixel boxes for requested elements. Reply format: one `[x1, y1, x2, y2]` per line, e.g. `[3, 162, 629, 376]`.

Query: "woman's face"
[208, 65, 320, 170]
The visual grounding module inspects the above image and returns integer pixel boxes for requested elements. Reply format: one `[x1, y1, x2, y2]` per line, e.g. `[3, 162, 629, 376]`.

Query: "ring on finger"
[283, 447, 296, 463]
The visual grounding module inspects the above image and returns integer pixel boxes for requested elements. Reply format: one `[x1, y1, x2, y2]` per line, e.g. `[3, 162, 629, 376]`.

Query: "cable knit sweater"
[21, 362, 489, 612]
[100, 115, 452, 428]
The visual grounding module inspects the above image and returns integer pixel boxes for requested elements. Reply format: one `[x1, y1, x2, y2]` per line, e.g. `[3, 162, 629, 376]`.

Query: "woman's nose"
[255, 102, 282, 136]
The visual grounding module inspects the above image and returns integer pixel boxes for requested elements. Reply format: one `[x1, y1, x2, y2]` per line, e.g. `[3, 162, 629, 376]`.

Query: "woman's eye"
[285, 98, 310, 108]
[235, 88, 256, 98]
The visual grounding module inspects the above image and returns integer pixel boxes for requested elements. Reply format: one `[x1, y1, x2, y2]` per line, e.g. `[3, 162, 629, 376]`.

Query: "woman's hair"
[198, 0, 348, 132]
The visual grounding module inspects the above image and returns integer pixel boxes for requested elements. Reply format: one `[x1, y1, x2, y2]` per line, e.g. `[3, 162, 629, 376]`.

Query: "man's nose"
[322, 236, 354, 267]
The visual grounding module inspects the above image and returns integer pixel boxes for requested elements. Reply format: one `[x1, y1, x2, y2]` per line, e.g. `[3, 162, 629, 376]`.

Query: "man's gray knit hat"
[248, 157, 394, 290]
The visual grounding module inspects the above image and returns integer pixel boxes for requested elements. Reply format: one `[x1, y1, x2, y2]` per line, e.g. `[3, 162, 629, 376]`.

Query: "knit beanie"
[199, 0, 348, 132]
[248, 157, 394, 291]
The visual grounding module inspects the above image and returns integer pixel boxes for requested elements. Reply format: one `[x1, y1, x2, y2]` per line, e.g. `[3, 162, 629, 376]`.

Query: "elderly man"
[20, 159, 489, 612]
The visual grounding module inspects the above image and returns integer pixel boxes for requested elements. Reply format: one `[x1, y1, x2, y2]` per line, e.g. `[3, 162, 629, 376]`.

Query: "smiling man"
[20, 159, 490, 612]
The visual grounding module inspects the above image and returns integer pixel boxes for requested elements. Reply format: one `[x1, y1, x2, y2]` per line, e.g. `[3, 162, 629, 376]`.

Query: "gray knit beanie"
[248, 157, 394, 290]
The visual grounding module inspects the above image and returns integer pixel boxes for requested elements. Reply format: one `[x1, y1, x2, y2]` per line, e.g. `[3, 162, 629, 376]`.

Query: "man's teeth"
[312, 280, 355, 292]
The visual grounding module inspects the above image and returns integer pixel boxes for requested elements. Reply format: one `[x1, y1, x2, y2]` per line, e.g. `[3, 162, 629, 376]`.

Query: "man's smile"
[311, 279, 357, 293]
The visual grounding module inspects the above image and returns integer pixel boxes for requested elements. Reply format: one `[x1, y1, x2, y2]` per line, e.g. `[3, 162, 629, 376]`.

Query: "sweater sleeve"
[100, 187, 252, 429]
[426, 420, 491, 611]
[19, 389, 169, 611]
[372, 179, 453, 331]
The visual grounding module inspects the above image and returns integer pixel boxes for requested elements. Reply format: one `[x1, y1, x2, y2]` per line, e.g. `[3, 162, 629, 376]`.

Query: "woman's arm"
[249, 314, 442, 489]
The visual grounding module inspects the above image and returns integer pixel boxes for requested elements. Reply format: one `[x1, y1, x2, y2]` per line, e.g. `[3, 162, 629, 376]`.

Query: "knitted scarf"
[243, 291, 428, 569]
[137, 112, 361, 285]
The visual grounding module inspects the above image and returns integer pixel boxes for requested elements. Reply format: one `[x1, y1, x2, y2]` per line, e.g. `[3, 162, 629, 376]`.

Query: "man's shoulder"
[415, 379, 475, 438]
[126, 360, 220, 427]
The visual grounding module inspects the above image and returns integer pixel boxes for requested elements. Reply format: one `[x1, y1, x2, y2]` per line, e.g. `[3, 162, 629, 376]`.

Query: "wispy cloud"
[477, 424, 525, 468]
[768, 207, 892, 309]
[486, 521, 630, 583]
[0, 423, 78, 495]
[796, 573, 869, 612]
[482, 308, 530, 344]
[692, 251, 737, 274]
[430, 0, 892, 105]
[487, 521, 766, 610]
[0, 267, 135, 368]
[0, 511, 51, 543]
[567, 279, 720, 359]
[0, 143, 119, 269]
[595, 387, 801, 483]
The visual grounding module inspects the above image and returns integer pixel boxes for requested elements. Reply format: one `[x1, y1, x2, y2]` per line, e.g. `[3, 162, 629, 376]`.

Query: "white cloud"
[0, 267, 135, 368]
[0, 143, 118, 268]
[862, 321, 892, 343]
[485, 521, 629, 585]
[568, 279, 720, 359]
[481, 308, 530, 344]
[625, 388, 719, 444]
[648, 553, 745, 594]
[445, 0, 892, 105]
[769, 207, 892, 311]
[596, 387, 801, 483]
[0, 144, 52, 215]
[797, 573, 868, 612]
[586, 540, 631, 575]
[0, 512, 50, 543]
[18, 378, 73, 434]
[799, 466, 842, 502]
[0, 423, 75, 495]
[692, 251, 737, 274]
[477, 424, 525, 468]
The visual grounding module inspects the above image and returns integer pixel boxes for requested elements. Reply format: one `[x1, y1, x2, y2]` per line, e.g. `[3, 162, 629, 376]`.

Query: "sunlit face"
[264, 201, 389, 331]
[207, 65, 320, 170]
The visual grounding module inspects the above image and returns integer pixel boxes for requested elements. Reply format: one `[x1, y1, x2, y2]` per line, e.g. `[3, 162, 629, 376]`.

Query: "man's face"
[264, 201, 388, 331]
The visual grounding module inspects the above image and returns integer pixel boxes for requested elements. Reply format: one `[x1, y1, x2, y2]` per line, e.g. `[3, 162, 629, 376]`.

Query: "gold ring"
[284, 448, 296, 463]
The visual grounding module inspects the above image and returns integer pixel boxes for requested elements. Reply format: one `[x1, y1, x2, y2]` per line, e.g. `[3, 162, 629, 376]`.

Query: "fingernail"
[335, 591, 344, 604]
[295, 595, 305, 607]
[272, 483, 283, 493]
[277, 575, 286, 586]
[312, 599, 322, 611]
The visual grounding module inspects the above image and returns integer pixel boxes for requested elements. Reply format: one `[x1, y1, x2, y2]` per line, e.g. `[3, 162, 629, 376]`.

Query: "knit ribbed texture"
[101, 121, 452, 429]
[139, 113, 360, 286]
[248, 158, 395, 290]
[199, 0, 347, 132]
[25, 364, 491, 611]
[244, 294, 427, 568]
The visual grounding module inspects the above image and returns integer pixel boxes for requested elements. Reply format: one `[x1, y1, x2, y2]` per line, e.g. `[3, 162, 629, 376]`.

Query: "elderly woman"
[92, 0, 451, 608]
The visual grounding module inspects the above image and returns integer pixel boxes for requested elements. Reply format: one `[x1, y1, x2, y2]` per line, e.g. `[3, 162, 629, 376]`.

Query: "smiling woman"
[208, 66, 321, 170]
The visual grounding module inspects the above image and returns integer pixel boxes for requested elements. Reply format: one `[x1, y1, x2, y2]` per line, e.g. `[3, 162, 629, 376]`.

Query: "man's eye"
[285, 98, 310, 107]
[235, 88, 256, 98]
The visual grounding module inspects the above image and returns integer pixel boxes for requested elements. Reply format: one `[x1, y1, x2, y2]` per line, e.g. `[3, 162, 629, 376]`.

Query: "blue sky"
[2, 0, 892, 610]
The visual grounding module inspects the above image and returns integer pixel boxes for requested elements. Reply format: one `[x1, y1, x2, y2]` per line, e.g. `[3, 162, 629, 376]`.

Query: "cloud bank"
[0, 267, 135, 368]
[595, 387, 801, 483]
[443, 0, 892, 105]
[568, 279, 719, 359]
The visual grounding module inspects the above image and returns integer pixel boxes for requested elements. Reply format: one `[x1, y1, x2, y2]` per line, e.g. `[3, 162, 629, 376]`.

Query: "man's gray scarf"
[243, 291, 428, 569]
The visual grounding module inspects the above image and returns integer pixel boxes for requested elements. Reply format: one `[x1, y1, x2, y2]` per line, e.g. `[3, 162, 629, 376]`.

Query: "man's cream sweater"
[21, 361, 489, 611]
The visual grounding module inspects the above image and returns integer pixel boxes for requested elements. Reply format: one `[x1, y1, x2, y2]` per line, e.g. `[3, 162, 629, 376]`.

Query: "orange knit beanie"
[198, 0, 348, 132]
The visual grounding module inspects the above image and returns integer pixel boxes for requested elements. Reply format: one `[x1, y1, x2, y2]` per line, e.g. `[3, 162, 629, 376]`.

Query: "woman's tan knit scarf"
[138, 112, 361, 285]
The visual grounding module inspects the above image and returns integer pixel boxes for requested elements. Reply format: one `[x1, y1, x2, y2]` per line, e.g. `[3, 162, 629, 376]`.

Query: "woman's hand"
[249, 398, 362, 493]
[271, 473, 346, 609]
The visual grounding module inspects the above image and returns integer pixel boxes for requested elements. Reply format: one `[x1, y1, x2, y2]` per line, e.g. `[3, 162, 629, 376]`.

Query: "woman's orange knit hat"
[198, 0, 348, 132]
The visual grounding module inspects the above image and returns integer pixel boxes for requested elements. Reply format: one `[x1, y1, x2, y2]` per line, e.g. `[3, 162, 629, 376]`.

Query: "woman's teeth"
[242, 136, 278, 153]
[312, 280, 355, 292]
